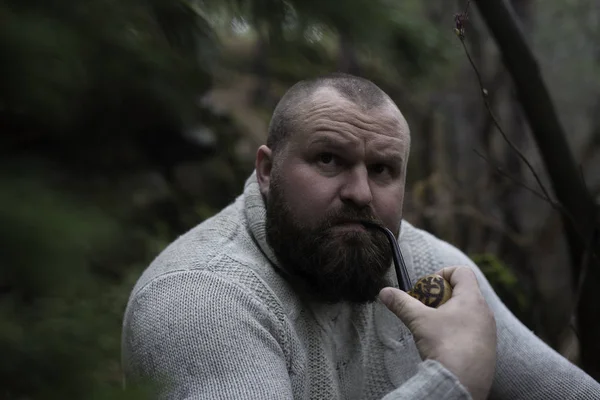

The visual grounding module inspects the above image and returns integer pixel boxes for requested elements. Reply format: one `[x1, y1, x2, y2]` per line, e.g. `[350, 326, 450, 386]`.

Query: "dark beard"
[265, 177, 393, 304]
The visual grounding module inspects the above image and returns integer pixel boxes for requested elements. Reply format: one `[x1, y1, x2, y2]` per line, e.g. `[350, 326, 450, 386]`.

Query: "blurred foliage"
[0, 0, 216, 174]
[213, 0, 454, 86]
[0, 0, 222, 397]
[470, 253, 531, 322]
[0, 167, 161, 399]
[0, 0, 215, 127]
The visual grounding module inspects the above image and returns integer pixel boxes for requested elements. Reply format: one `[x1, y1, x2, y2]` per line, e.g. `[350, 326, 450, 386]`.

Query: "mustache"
[321, 207, 382, 228]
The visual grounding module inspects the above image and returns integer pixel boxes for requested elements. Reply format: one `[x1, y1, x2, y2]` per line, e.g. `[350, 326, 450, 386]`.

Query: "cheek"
[279, 164, 337, 220]
[372, 185, 405, 230]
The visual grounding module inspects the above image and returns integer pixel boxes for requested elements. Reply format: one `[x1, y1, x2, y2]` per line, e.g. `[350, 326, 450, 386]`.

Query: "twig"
[456, 0, 571, 228]
[456, 1, 554, 212]
[454, 5, 594, 261]
[454, 0, 599, 343]
[473, 150, 554, 205]
[459, 42, 556, 207]
[421, 203, 533, 247]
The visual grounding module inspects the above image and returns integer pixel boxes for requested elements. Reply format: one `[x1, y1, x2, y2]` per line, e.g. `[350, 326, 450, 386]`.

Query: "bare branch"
[454, 11, 594, 261]
[458, 39, 556, 207]
[473, 149, 554, 205]
[421, 204, 533, 247]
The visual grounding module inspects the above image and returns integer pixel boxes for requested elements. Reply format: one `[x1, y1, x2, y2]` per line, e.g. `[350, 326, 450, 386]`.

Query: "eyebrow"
[307, 134, 404, 165]
[307, 135, 355, 149]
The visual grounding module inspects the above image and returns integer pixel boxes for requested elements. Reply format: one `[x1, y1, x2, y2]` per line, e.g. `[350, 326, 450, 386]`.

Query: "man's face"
[261, 87, 410, 303]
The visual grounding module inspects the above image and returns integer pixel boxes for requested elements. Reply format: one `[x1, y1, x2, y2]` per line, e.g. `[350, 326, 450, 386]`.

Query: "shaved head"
[266, 73, 397, 156]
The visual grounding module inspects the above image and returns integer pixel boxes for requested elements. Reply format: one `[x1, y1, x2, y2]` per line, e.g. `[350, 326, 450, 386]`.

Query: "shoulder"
[401, 221, 503, 308]
[122, 199, 298, 374]
[124, 194, 292, 328]
[121, 267, 300, 387]
[130, 193, 276, 294]
[131, 197, 244, 292]
[121, 187, 302, 328]
[401, 220, 478, 278]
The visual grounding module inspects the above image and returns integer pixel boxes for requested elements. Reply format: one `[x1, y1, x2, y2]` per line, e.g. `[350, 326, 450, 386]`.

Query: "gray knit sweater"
[122, 172, 600, 399]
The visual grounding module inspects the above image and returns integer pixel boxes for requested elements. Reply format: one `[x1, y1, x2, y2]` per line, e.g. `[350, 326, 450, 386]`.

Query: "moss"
[470, 253, 530, 317]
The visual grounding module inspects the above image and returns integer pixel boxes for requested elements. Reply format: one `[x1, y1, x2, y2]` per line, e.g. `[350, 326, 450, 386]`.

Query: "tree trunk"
[473, 0, 600, 378]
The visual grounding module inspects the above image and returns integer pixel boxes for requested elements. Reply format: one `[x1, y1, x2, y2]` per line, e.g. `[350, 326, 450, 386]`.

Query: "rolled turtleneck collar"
[242, 170, 282, 269]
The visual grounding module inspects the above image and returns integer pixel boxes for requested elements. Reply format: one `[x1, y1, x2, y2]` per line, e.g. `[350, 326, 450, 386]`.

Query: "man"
[122, 73, 600, 399]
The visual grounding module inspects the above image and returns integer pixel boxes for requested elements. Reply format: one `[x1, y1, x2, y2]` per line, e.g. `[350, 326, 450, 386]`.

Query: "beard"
[264, 176, 394, 304]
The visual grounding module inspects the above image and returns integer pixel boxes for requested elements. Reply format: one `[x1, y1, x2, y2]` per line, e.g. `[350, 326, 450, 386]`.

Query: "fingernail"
[379, 288, 392, 307]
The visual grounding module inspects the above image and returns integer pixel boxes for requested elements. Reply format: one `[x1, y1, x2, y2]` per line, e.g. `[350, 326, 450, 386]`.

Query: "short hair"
[266, 73, 392, 155]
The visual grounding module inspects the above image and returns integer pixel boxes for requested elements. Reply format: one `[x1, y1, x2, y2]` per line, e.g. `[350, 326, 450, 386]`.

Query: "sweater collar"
[243, 170, 282, 269]
[242, 171, 350, 324]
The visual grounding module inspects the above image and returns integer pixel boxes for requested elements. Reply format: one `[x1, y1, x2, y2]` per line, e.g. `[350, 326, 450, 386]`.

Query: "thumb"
[379, 287, 427, 328]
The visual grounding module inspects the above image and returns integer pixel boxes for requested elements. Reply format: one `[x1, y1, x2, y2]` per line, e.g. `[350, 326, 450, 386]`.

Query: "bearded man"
[122, 73, 599, 399]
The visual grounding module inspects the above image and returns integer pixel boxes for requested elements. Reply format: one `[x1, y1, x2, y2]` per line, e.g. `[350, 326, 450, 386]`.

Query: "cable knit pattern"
[122, 172, 600, 399]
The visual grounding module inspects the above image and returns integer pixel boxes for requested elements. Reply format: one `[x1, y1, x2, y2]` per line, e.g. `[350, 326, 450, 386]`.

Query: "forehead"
[292, 87, 410, 148]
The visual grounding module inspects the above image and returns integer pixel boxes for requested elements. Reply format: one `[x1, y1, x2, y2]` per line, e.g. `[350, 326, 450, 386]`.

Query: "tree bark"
[473, 0, 600, 378]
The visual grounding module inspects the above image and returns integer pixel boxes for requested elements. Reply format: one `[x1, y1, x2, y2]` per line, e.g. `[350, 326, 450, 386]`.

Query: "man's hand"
[379, 266, 497, 400]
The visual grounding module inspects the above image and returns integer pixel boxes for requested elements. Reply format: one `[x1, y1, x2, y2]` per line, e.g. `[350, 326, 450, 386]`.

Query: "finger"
[378, 287, 428, 328]
[435, 266, 480, 296]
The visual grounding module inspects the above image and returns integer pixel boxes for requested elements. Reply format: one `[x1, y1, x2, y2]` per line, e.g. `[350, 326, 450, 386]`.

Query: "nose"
[340, 166, 373, 208]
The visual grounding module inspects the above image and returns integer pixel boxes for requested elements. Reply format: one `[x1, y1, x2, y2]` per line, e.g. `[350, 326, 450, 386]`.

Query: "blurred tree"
[473, 0, 600, 378]
[0, 0, 224, 398]
[0, 166, 159, 399]
[0, 0, 216, 175]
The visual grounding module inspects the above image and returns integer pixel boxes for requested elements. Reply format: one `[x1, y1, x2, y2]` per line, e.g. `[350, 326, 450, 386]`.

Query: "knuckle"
[461, 266, 477, 279]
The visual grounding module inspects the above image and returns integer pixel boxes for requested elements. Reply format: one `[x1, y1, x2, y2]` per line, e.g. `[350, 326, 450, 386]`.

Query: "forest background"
[1, 0, 599, 398]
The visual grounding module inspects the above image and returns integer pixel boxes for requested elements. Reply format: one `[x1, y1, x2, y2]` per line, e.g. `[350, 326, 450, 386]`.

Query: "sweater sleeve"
[381, 360, 472, 400]
[121, 269, 293, 399]
[427, 236, 600, 400]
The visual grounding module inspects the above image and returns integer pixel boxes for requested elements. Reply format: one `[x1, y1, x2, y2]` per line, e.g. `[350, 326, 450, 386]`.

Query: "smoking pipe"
[360, 220, 452, 308]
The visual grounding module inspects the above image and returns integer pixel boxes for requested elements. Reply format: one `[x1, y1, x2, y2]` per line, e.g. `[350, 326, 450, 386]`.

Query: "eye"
[315, 152, 344, 174]
[318, 152, 334, 164]
[370, 163, 389, 175]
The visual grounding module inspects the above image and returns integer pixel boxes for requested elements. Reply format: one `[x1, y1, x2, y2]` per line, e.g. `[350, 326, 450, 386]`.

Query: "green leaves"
[471, 253, 531, 319]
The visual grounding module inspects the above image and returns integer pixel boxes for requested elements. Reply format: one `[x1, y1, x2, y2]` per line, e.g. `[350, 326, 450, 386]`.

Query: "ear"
[255, 145, 274, 198]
